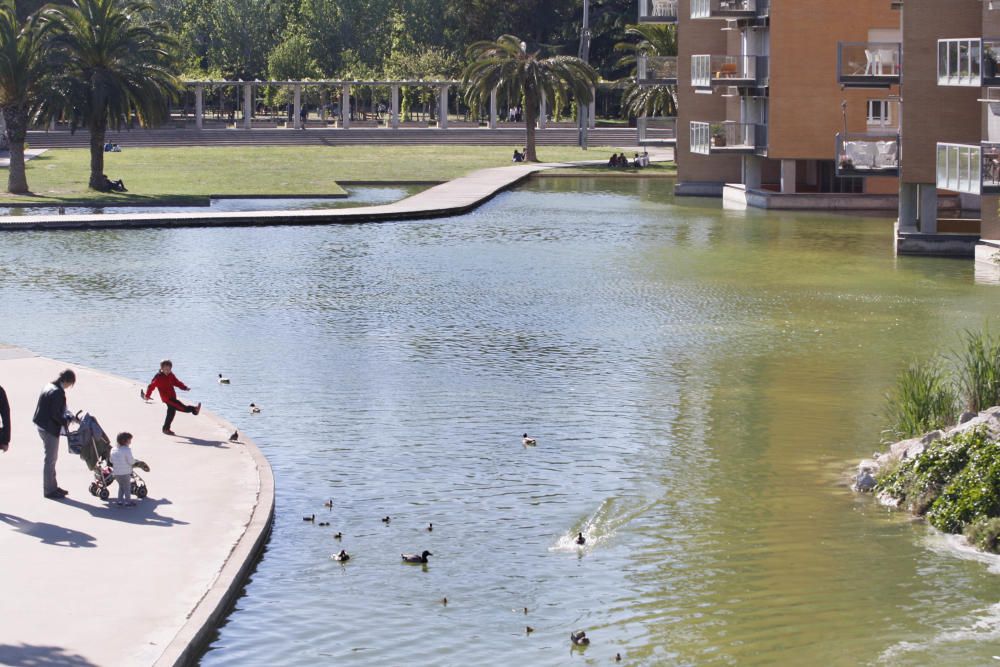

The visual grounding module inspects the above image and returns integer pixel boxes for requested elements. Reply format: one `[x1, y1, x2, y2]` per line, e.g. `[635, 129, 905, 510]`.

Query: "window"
[866, 100, 891, 127]
[936, 142, 982, 195]
[938, 38, 983, 86]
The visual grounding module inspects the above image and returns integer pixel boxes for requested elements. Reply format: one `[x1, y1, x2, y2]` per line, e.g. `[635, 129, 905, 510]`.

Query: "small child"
[143, 359, 200, 435]
[111, 432, 136, 506]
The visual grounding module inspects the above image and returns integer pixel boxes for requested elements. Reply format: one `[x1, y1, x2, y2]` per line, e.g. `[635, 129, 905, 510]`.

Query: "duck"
[323, 499, 333, 508]
[523, 607, 529, 614]
[333, 532, 342, 540]
[526, 626, 534, 634]
[401, 550, 432, 564]
[218, 374, 230, 384]
[522, 433, 537, 446]
[318, 521, 330, 527]
[381, 516, 391, 524]
[427, 523, 433, 532]
[249, 403, 261, 414]
[441, 597, 448, 606]
[616, 653, 622, 662]
[303, 514, 315, 522]
[229, 430, 239, 442]
[575, 532, 586, 546]
[571, 631, 590, 647]
[331, 550, 350, 562]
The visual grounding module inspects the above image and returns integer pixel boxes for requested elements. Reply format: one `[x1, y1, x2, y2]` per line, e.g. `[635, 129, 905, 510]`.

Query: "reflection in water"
[0, 177, 999, 666]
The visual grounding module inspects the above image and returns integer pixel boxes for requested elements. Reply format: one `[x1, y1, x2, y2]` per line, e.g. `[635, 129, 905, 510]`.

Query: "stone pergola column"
[194, 83, 204, 130]
[341, 84, 351, 129]
[489, 88, 498, 129]
[293, 83, 302, 129]
[538, 91, 547, 130]
[438, 84, 449, 129]
[391, 84, 400, 129]
[588, 87, 596, 130]
[242, 83, 252, 129]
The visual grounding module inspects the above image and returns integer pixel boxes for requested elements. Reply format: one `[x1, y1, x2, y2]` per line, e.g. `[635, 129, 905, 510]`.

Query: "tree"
[462, 34, 596, 162]
[0, 0, 52, 193]
[46, 0, 182, 190]
[614, 23, 677, 119]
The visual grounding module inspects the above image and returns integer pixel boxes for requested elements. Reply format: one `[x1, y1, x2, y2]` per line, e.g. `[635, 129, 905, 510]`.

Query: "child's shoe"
[162, 428, 175, 435]
[193, 403, 201, 416]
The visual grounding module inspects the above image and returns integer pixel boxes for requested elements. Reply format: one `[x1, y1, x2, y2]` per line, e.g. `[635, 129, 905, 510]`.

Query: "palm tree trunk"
[89, 119, 107, 190]
[524, 92, 539, 162]
[3, 106, 30, 194]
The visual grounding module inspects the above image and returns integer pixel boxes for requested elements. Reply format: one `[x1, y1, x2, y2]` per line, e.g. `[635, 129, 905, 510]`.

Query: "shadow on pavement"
[0, 512, 97, 548]
[0, 644, 98, 666]
[178, 435, 229, 448]
[59, 496, 190, 527]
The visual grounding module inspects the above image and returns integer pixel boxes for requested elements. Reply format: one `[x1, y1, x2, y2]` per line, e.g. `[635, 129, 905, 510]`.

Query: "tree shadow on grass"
[0, 644, 98, 666]
[59, 496, 189, 528]
[0, 512, 97, 548]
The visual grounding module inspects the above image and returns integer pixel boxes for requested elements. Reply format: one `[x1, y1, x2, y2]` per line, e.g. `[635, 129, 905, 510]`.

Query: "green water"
[0, 177, 997, 665]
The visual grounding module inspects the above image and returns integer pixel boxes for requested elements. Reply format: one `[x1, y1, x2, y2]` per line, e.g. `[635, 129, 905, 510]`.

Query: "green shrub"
[954, 327, 1000, 413]
[876, 429, 974, 513]
[884, 358, 958, 440]
[927, 430, 1000, 533]
[965, 517, 1000, 554]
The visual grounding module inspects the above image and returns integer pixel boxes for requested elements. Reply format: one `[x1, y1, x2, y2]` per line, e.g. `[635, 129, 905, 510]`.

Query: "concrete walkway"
[0, 150, 673, 231]
[0, 347, 273, 666]
[0, 148, 47, 168]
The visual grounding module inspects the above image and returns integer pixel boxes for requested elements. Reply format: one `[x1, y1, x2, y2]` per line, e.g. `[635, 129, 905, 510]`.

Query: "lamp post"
[578, 0, 591, 149]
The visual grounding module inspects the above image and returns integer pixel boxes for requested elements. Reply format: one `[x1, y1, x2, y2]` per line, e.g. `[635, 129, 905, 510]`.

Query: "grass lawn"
[0, 145, 632, 206]
[540, 161, 676, 177]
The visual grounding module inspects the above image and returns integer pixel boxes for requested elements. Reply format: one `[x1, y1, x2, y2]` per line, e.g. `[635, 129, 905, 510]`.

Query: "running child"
[142, 359, 200, 435]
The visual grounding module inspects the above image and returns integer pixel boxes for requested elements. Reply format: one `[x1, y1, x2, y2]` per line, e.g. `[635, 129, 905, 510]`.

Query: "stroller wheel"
[136, 485, 148, 499]
[99, 488, 110, 501]
[89, 482, 98, 497]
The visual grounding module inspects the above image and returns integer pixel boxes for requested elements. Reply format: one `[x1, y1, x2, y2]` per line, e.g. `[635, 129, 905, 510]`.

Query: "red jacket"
[145, 372, 188, 405]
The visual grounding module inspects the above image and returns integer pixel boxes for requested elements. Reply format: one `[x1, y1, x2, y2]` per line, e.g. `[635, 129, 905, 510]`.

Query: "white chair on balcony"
[876, 142, 898, 170]
[653, 0, 675, 17]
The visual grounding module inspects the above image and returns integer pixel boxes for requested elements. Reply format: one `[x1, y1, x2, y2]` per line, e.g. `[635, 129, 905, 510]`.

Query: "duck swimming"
[575, 532, 586, 545]
[401, 550, 432, 564]
[249, 403, 261, 414]
[332, 550, 350, 562]
[333, 532, 342, 539]
[427, 523, 433, 532]
[318, 522, 330, 527]
[522, 433, 537, 446]
[323, 499, 333, 508]
[303, 514, 315, 522]
[571, 631, 590, 646]
[218, 374, 230, 384]
[381, 516, 391, 524]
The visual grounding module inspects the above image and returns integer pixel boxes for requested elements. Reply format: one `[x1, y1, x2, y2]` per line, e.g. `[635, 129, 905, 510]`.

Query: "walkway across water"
[0, 347, 273, 666]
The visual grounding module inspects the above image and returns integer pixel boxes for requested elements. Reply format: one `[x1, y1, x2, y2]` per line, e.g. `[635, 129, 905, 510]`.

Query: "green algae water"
[1, 177, 999, 665]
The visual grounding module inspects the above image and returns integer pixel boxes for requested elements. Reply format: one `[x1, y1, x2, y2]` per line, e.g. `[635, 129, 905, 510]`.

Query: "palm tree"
[614, 23, 677, 119]
[45, 0, 180, 190]
[462, 35, 597, 162]
[0, 0, 53, 194]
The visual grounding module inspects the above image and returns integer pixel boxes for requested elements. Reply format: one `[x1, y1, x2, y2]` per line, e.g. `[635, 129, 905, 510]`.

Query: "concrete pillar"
[438, 85, 449, 129]
[293, 84, 302, 129]
[918, 183, 939, 233]
[489, 88, 498, 129]
[49, 117, 56, 131]
[588, 87, 596, 130]
[780, 159, 796, 194]
[194, 84, 204, 130]
[391, 85, 400, 129]
[242, 83, 252, 129]
[341, 85, 351, 129]
[539, 91, 547, 130]
[898, 182, 919, 231]
[744, 156, 762, 190]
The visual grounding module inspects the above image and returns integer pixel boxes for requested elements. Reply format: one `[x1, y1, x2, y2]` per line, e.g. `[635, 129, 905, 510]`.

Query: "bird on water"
[401, 550, 432, 564]
[522, 433, 537, 446]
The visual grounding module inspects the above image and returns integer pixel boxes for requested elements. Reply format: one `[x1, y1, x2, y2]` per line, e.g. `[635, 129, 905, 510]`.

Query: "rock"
[854, 470, 877, 493]
[959, 411, 977, 424]
[920, 430, 944, 445]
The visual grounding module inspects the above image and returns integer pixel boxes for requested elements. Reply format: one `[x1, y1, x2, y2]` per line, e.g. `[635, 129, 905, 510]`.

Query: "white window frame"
[937, 38, 983, 86]
[936, 142, 982, 195]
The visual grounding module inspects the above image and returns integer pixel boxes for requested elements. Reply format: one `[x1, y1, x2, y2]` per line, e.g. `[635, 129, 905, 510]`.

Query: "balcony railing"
[937, 38, 1000, 86]
[936, 142, 1000, 195]
[691, 0, 760, 19]
[837, 42, 901, 87]
[638, 0, 678, 22]
[638, 55, 678, 85]
[836, 133, 899, 177]
[691, 121, 763, 155]
[691, 55, 768, 88]
[638, 116, 677, 145]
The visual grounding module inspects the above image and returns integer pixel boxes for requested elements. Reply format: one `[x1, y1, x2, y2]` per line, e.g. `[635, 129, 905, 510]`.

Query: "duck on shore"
[401, 550, 432, 564]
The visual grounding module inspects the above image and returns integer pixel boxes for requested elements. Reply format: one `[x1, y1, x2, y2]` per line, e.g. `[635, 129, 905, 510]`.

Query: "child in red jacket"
[142, 359, 201, 435]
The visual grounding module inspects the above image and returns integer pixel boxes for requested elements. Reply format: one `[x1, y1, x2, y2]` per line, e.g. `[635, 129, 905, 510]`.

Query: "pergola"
[182, 80, 597, 130]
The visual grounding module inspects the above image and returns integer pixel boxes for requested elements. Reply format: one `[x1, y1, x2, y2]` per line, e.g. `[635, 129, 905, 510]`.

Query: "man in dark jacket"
[0, 383, 10, 452]
[33, 369, 76, 498]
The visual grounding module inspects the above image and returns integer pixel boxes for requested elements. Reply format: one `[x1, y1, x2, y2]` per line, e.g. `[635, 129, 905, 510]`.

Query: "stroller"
[67, 412, 148, 501]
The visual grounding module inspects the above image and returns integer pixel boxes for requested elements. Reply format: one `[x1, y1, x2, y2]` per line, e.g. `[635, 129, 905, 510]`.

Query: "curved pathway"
[0, 346, 273, 666]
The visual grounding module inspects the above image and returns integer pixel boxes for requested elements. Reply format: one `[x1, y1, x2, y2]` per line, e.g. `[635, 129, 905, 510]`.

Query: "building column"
[744, 156, 762, 190]
[293, 84, 302, 129]
[780, 159, 796, 194]
[341, 85, 351, 129]
[391, 85, 400, 129]
[489, 88, 498, 129]
[438, 85, 449, 129]
[538, 91, 547, 130]
[898, 182, 919, 231]
[242, 83, 252, 129]
[194, 84, 204, 130]
[918, 183, 938, 234]
[588, 87, 596, 130]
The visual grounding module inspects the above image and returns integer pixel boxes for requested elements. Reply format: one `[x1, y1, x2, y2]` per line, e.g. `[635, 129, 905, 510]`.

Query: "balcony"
[691, 55, 768, 89]
[638, 0, 678, 22]
[837, 42, 901, 88]
[690, 121, 765, 155]
[638, 55, 678, 85]
[936, 142, 1000, 195]
[691, 0, 760, 19]
[938, 38, 1000, 86]
[638, 117, 677, 145]
[836, 133, 899, 177]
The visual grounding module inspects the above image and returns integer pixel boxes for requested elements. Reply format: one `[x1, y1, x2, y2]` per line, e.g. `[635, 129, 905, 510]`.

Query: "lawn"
[0, 145, 635, 206]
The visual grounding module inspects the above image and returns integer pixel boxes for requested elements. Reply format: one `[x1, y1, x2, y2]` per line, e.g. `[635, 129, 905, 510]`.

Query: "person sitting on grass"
[608, 153, 619, 167]
[513, 149, 525, 163]
[96, 174, 127, 192]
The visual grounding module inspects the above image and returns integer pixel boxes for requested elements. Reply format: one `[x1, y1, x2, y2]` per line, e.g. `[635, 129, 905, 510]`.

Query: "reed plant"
[954, 328, 1000, 413]
[884, 358, 958, 440]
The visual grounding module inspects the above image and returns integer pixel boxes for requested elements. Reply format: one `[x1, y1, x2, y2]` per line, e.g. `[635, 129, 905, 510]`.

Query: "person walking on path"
[142, 360, 200, 436]
[111, 432, 136, 506]
[0, 382, 10, 453]
[33, 369, 76, 498]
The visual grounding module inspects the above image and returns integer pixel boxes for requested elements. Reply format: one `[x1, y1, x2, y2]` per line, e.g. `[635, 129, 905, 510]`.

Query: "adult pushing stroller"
[67, 412, 148, 501]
